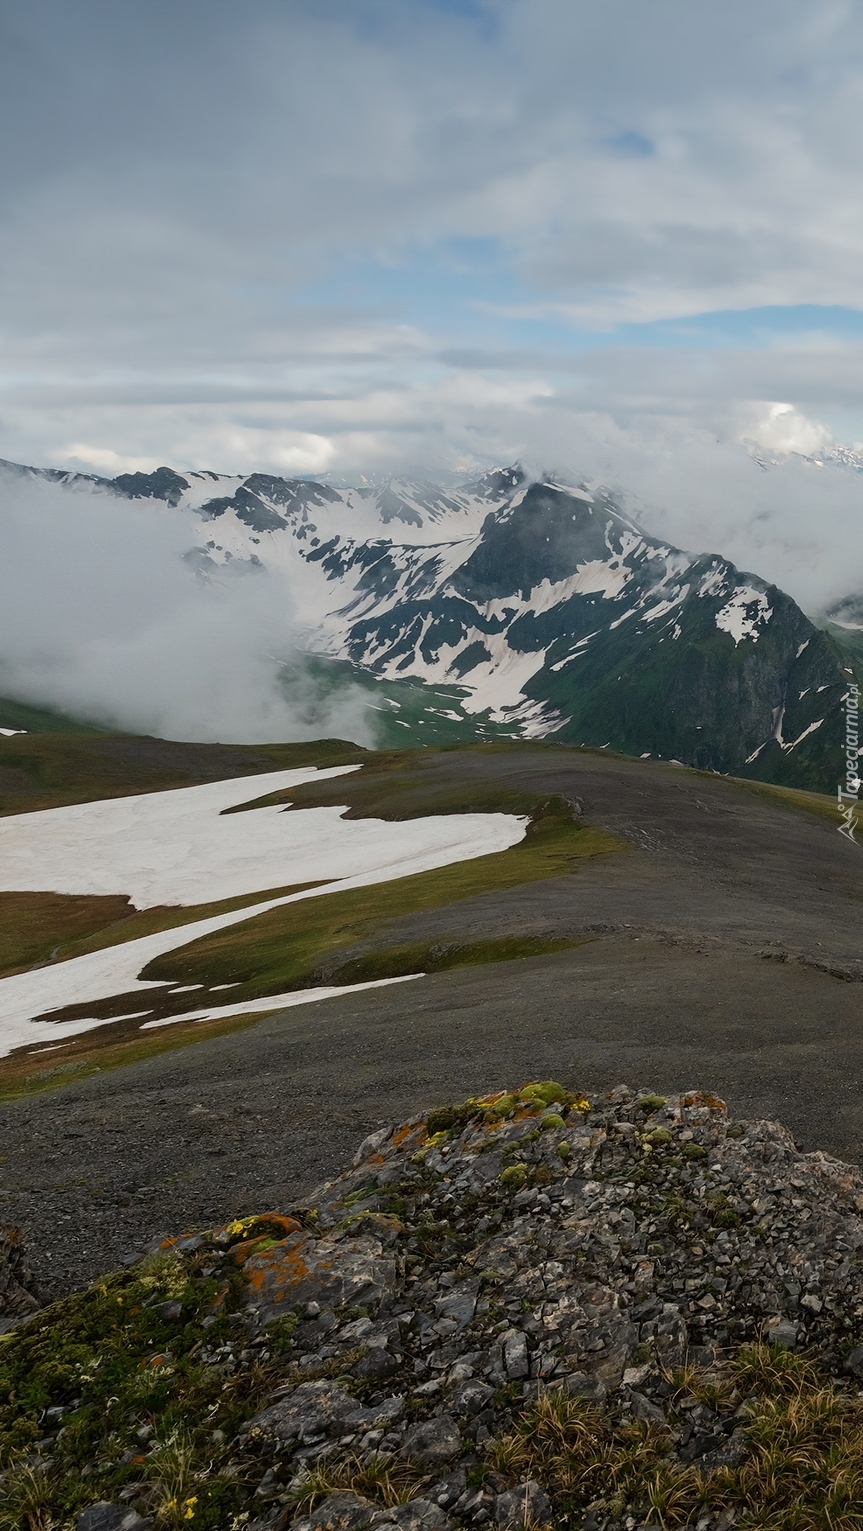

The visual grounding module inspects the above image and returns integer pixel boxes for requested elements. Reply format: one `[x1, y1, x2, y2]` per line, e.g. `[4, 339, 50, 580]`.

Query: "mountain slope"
[3, 457, 859, 790]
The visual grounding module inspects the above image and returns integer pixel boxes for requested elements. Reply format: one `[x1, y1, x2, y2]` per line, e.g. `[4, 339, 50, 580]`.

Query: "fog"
[0, 470, 372, 744]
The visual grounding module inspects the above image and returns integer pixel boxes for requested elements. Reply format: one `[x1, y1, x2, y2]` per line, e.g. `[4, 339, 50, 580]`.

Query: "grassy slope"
[0, 884, 331, 981]
[0, 696, 106, 735]
[0, 733, 367, 817]
[138, 803, 618, 993]
[0, 741, 623, 1095]
[2, 737, 845, 1098]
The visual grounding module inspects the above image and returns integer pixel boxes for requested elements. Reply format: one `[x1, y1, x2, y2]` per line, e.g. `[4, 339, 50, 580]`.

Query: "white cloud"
[0, 0, 863, 634]
[0, 469, 372, 743]
[738, 402, 834, 458]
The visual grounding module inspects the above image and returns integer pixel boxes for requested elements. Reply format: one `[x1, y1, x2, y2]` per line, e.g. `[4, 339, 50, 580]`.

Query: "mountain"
[3, 456, 860, 791]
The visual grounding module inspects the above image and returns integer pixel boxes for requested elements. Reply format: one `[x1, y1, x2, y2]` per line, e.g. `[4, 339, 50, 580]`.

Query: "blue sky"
[2, 0, 863, 606]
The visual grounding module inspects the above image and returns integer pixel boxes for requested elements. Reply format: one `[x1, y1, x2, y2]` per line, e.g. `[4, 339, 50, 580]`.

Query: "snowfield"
[0, 766, 528, 1055]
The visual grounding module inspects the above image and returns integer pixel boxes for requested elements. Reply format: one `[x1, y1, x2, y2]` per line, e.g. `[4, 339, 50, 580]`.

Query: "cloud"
[1, 0, 863, 632]
[0, 469, 372, 744]
[738, 401, 835, 458]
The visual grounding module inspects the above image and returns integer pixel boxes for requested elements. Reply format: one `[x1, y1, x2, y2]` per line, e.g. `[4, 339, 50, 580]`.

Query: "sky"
[2, 0, 863, 620]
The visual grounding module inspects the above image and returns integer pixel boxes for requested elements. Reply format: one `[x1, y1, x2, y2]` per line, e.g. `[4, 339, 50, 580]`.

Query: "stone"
[353, 1128, 392, 1166]
[400, 1414, 462, 1466]
[628, 1390, 666, 1424]
[343, 1396, 405, 1431]
[764, 1317, 798, 1350]
[433, 1282, 479, 1330]
[292, 1491, 378, 1531]
[622, 1363, 651, 1388]
[448, 1377, 494, 1417]
[0, 1226, 41, 1333]
[248, 1380, 356, 1444]
[565, 1372, 607, 1406]
[494, 1481, 552, 1530]
[243, 1232, 395, 1325]
[352, 1347, 399, 1380]
[426, 1470, 467, 1509]
[845, 1345, 863, 1380]
[77, 1507, 151, 1531]
[373, 1499, 452, 1531]
[501, 1328, 529, 1379]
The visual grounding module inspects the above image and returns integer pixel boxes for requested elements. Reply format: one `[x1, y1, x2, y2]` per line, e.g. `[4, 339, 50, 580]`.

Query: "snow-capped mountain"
[3, 457, 859, 790]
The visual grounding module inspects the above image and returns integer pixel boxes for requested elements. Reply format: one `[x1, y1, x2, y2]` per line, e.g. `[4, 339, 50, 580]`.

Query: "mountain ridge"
[2, 456, 860, 792]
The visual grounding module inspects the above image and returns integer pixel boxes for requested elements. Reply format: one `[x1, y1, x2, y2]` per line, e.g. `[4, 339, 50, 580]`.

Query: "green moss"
[557, 1142, 571, 1160]
[324, 933, 584, 988]
[499, 1165, 529, 1188]
[540, 1113, 566, 1131]
[637, 1094, 668, 1112]
[0, 1245, 276, 1529]
[683, 1143, 707, 1160]
[425, 1104, 477, 1138]
[518, 1081, 570, 1106]
[643, 1127, 673, 1146]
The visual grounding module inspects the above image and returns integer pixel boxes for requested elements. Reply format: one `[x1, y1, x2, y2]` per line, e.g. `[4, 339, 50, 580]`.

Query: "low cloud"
[0, 469, 371, 745]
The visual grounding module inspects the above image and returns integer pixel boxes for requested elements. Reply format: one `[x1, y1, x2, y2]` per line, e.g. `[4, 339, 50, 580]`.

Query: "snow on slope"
[0, 767, 528, 1054]
[1, 458, 804, 745]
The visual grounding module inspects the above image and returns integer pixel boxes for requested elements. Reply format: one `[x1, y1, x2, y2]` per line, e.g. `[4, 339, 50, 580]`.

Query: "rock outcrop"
[0, 1224, 42, 1333]
[8, 1080, 863, 1530]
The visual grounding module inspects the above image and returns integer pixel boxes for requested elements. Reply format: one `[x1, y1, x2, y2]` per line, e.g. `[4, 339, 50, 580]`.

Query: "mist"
[0, 469, 373, 745]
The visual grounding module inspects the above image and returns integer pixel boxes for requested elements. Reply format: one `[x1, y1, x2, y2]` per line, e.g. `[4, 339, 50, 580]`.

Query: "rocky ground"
[7, 1079, 863, 1530]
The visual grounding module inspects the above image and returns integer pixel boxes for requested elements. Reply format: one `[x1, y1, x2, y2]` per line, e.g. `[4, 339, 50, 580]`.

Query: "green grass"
[139, 796, 622, 993]
[0, 892, 136, 979]
[0, 696, 106, 735]
[0, 1232, 298, 1530]
[323, 933, 589, 985]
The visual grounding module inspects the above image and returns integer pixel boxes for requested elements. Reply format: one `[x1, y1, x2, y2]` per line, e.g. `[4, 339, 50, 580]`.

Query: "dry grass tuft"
[486, 1349, 863, 1530]
[0, 1459, 56, 1531]
[286, 1452, 430, 1513]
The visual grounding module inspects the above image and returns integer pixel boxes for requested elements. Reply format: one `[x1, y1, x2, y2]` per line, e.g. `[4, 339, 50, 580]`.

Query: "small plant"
[287, 1452, 428, 1513]
[499, 1165, 529, 1189]
[642, 1127, 672, 1146]
[0, 1458, 55, 1531]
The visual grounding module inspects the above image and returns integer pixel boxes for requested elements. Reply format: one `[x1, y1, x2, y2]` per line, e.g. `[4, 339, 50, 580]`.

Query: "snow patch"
[715, 586, 773, 646]
[0, 769, 528, 1054]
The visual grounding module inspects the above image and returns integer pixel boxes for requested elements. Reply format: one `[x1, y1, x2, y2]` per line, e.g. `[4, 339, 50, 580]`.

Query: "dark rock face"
[0, 1225, 42, 1333]
[111, 467, 190, 506]
[173, 1081, 863, 1530]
